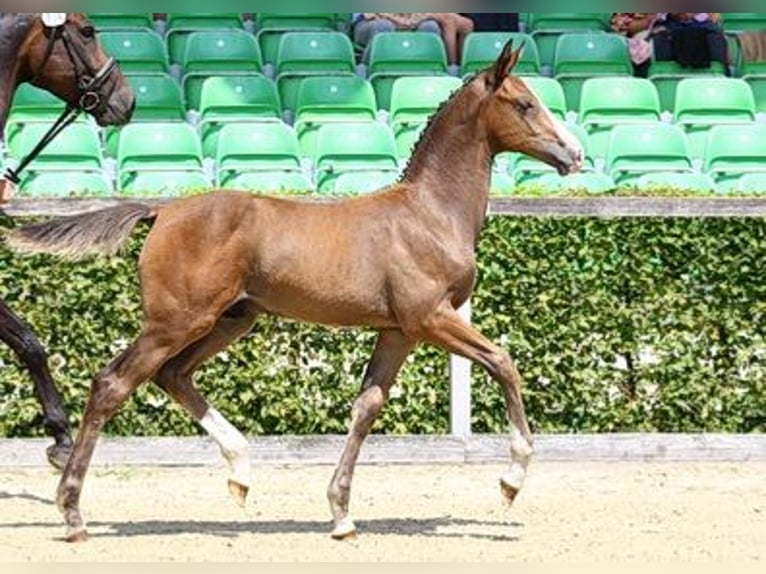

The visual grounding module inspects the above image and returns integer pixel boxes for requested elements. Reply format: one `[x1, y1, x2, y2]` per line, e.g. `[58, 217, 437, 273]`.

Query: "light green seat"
[530, 171, 616, 195]
[181, 29, 263, 111]
[99, 30, 169, 74]
[744, 75, 766, 112]
[368, 32, 449, 110]
[553, 33, 632, 111]
[199, 75, 282, 158]
[606, 123, 693, 186]
[722, 13, 766, 33]
[215, 123, 303, 187]
[255, 13, 338, 65]
[528, 13, 610, 69]
[121, 171, 211, 196]
[275, 31, 356, 113]
[734, 172, 766, 194]
[87, 13, 155, 29]
[649, 60, 727, 112]
[674, 77, 756, 159]
[14, 123, 103, 171]
[166, 13, 244, 65]
[703, 124, 766, 191]
[117, 122, 206, 192]
[314, 122, 399, 192]
[390, 76, 462, 159]
[579, 77, 661, 159]
[520, 76, 568, 120]
[220, 170, 314, 194]
[634, 171, 717, 194]
[105, 73, 186, 157]
[326, 170, 399, 196]
[489, 171, 515, 196]
[460, 32, 540, 77]
[19, 171, 113, 197]
[294, 75, 377, 157]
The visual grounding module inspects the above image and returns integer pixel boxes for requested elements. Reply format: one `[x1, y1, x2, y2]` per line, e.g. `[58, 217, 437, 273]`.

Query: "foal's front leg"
[327, 329, 414, 539]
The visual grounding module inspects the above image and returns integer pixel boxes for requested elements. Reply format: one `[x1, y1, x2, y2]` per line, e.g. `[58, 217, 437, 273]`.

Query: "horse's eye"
[515, 99, 535, 114]
[81, 25, 95, 38]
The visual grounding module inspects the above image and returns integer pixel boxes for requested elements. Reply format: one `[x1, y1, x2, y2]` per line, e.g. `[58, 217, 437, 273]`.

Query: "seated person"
[652, 13, 728, 70]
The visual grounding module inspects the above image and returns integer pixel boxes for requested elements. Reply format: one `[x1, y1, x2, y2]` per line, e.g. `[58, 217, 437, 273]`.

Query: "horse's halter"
[34, 15, 118, 113]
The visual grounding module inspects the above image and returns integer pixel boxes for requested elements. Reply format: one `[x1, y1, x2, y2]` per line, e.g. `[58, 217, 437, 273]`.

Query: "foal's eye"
[81, 25, 96, 38]
[515, 99, 535, 115]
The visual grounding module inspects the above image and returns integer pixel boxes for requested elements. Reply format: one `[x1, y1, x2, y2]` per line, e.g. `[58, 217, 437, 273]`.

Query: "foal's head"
[480, 42, 583, 175]
[18, 13, 134, 126]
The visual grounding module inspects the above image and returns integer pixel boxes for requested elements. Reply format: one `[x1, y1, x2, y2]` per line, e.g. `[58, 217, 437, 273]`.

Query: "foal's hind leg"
[0, 299, 72, 469]
[416, 303, 533, 506]
[154, 301, 260, 507]
[327, 329, 415, 540]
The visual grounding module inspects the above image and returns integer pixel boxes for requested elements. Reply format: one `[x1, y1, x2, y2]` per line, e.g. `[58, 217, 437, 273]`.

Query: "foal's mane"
[399, 71, 489, 183]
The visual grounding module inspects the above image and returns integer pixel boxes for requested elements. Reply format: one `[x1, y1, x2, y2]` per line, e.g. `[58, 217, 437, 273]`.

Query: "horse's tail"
[5, 202, 157, 260]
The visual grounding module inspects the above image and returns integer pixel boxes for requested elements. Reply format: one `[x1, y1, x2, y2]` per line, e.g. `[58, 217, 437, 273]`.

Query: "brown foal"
[7, 42, 582, 542]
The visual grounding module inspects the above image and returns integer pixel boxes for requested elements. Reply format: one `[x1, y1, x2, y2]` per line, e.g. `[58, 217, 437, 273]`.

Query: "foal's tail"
[5, 202, 157, 260]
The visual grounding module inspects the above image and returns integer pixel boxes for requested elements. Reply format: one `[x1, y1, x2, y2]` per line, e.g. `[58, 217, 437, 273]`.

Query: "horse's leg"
[327, 328, 415, 540]
[57, 321, 214, 542]
[0, 299, 72, 469]
[153, 301, 260, 507]
[416, 303, 534, 506]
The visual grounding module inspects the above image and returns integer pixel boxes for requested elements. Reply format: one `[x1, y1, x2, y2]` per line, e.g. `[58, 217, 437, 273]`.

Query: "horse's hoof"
[46, 443, 72, 472]
[330, 518, 358, 541]
[227, 479, 249, 508]
[499, 477, 520, 507]
[65, 527, 88, 543]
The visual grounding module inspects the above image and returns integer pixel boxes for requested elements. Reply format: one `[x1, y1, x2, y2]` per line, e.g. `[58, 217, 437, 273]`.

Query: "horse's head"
[481, 41, 583, 176]
[21, 13, 134, 126]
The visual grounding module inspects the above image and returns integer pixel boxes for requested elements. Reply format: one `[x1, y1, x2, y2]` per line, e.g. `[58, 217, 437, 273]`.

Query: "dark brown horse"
[0, 13, 134, 468]
[7, 42, 582, 542]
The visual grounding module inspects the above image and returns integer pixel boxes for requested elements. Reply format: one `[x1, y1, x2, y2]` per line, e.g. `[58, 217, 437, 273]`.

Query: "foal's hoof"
[227, 479, 249, 508]
[330, 518, 358, 541]
[64, 527, 88, 543]
[46, 443, 73, 472]
[499, 477, 520, 507]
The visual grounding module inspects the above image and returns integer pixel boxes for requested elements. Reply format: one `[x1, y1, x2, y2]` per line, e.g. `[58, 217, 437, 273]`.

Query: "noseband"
[4, 16, 118, 186]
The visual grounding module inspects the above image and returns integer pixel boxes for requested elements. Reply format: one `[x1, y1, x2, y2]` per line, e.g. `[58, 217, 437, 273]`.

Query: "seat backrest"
[165, 13, 244, 64]
[99, 29, 168, 74]
[390, 76, 462, 125]
[256, 13, 337, 30]
[519, 76, 568, 120]
[703, 123, 766, 171]
[528, 13, 610, 32]
[183, 29, 262, 72]
[275, 31, 355, 75]
[295, 75, 376, 121]
[554, 32, 631, 75]
[216, 123, 302, 170]
[118, 122, 203, 171]
[127, 73, 186, 121]
[368, 32, 448, 74]
[87, 13, 155, 29]
[460, 32, 540, 76]
[607, 123, 692, 172]
[579, 77, 661, 124]
[16, 123, 103, 169]
[674, 77, 756, 124]
[200, 75, 281, 120]
[315, 122, 398, 168]
[8, 83, 65, 117]
[721, 13, 766, 32]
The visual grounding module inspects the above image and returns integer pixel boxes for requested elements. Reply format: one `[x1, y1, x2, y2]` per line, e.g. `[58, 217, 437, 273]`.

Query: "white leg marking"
[501, 426, 533, 490]
[200, 407, 251, 487]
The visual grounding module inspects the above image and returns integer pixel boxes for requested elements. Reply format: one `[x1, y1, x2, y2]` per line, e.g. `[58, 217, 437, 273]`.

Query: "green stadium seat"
[744, 75, 766, 112]
[674, 77, 756, 159]
[368, 32, 449, 110]
[531, 171, 616, 194]
[389, 76, 462, 159]
[13, 123, 103, 171]
[460, 32, 540, 77]
[606, 123, 693, 186]
[166, 13, 245, 65]
[181, 29, 263, 111]
[215, 123, 303, 187]
[325, 170, 399, 196]
[275, 31, 356, 113]
[199, 75, 282, 158]
[528, 13, 610, 70]
[117, 122, 208, 194]
[649, 60, 728, 112]
[490, 171, 515, 196]
[521, 76, 568, 120]
[294, 75, 377, 157]
[734, 172, 766, 194]
[219, 170, 314, 194]
[721, 13, 766, 33]
[87, 13, 155, 30]
[553, 33, 632, 111]
[18, 171, 113, 197]
[579, 77, 661, 159]
[703, 123, 766, 191]
[314, 122, 399, 192]
[634, 171, 717, 194]
[255, 13, 339, 65]
[99, 30, 169, 74]
[104, 73, 186, 157]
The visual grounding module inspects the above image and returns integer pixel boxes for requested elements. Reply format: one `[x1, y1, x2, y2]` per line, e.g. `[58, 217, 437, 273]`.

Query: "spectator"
[652, 13, 728, 72]
[610, 13, 658, 77]
[462, 13, 520, 33]
[352, 13, 473, 66]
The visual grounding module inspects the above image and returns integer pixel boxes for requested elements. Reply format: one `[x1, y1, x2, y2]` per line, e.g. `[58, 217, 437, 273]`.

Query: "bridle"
[4, 14, 118, 185]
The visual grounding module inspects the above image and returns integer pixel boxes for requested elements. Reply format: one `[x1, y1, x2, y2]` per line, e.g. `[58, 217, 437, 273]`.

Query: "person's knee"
[418, 20, 442, 35]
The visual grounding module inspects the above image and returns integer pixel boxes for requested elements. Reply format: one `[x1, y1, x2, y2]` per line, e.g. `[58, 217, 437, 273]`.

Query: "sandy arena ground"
[0, 461, 764, 562]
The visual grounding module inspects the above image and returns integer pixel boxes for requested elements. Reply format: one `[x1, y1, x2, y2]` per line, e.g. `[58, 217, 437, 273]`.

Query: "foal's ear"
[492, 40, 525, 88]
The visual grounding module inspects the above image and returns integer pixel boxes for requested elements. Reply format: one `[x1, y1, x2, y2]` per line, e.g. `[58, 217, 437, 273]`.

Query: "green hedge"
[1, 216, 764, 437]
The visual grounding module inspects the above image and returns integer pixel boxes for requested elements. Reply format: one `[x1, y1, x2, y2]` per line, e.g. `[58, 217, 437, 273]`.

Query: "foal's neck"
[0, 15, 32, 134]
[401, 83, 493, 247]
